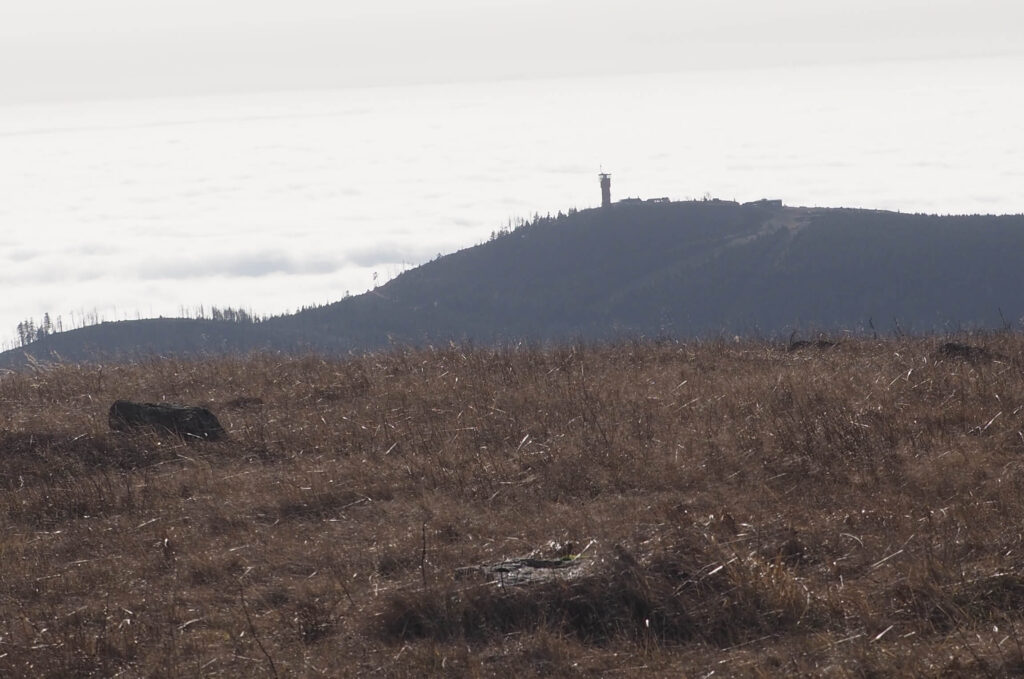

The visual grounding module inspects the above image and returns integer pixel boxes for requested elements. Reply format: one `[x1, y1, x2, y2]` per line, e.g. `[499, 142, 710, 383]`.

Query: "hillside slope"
[4, 200, 1024, 365]
[275, 200, 1024, 346]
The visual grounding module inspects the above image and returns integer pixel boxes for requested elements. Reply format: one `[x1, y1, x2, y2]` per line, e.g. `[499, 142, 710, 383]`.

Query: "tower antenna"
[598, 170, 611, 208]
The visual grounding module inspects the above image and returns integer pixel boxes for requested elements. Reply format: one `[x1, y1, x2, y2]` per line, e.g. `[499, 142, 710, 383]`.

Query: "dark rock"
[109, 400, 226, 441]
[938, 342, 995, 363]
[787, 339, 836, 352]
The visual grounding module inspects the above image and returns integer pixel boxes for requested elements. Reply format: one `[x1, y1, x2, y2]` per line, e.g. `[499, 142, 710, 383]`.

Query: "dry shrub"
[380, 527, 832, 647]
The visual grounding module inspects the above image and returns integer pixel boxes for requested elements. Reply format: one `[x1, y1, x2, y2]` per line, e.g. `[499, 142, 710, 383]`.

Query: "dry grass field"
[3, 335, 1024, 677]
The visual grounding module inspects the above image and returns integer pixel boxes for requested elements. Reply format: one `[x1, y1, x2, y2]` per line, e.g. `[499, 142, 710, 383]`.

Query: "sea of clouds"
[1, 55, 1021, 347]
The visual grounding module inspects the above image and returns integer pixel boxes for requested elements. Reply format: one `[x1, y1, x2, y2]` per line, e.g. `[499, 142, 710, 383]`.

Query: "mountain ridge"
[4, 199, 1023, 367]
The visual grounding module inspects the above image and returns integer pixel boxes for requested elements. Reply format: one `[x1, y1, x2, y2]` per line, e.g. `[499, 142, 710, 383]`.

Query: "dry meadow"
[3, 336, 1024, 676]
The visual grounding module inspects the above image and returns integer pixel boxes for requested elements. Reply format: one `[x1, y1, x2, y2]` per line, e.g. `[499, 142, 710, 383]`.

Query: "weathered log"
[108, 400, 226, 441]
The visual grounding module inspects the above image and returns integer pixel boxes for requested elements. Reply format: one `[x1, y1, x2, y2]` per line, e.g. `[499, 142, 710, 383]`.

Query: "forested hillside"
[4, 200, 1024, 366]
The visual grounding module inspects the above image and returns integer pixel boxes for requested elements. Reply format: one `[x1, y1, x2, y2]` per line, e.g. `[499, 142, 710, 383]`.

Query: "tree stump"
[108, 400, 226, 441]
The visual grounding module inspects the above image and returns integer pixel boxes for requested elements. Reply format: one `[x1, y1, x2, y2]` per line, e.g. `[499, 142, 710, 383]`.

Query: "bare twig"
[421, 522, 429, 589]
[239, 582, 279, 679]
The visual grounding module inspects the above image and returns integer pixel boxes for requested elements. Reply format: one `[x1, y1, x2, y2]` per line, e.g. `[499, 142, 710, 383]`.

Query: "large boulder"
[108, 400, 226, 441]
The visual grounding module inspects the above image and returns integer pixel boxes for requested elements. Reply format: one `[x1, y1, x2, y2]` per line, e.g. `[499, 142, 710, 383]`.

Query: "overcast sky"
[3, 1, 1022, 102]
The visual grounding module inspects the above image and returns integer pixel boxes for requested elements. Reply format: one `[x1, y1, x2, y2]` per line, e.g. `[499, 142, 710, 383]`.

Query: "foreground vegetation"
[2, 335, 1024, 676]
